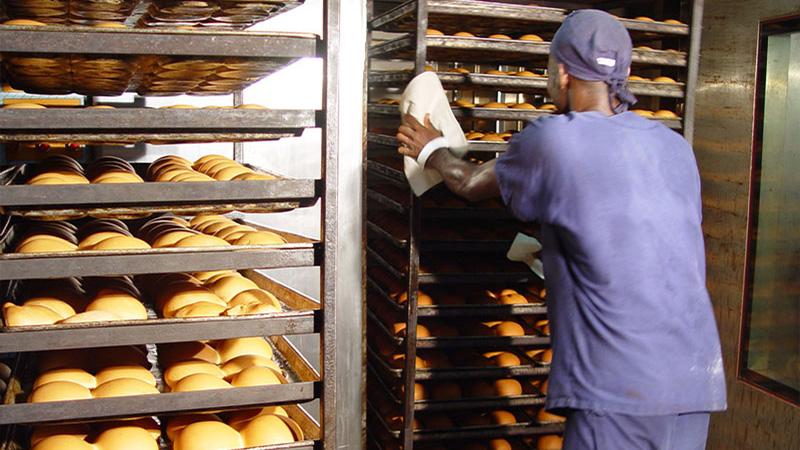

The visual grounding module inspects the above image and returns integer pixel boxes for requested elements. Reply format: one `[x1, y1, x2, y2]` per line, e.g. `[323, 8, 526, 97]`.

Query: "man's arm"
[397, 114, 501, 202]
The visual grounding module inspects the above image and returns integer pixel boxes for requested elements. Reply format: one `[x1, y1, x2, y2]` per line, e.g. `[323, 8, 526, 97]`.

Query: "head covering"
[550, 9, 637, 113]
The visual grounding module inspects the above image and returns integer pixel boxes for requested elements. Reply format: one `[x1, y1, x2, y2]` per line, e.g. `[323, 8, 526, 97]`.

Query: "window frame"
[738, 12, 800, 407]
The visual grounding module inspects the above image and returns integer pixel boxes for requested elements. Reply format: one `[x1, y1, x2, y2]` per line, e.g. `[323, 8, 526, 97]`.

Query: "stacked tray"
[137, 0, 305, 29]
[2, 0, 139, 25]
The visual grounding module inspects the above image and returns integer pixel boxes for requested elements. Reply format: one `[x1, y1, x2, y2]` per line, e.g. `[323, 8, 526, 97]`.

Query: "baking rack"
[366, 1, 703, 448]
[0, 1, 351, 448]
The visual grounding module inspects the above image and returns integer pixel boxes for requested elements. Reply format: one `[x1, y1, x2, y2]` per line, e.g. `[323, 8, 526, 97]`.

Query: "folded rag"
[399, 72, 468, 196]
[507, 233, 545, 279]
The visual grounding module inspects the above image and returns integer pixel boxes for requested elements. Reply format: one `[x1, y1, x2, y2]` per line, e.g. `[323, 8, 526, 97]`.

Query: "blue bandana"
[551, 10, 638, 113]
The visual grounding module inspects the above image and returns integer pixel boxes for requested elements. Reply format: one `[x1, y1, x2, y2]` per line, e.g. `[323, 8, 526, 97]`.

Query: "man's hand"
[397, 113, 442, 159]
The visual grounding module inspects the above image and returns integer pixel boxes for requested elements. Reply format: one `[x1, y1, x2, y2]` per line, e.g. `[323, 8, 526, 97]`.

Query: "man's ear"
[558, 63, 569, 91]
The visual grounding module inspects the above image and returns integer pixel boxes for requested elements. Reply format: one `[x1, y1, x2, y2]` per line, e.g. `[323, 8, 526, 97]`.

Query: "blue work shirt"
[495, 111, 727, 415]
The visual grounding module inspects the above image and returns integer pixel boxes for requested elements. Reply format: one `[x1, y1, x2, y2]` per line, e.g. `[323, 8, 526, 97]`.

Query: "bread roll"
[90, 236, 151, 251]
[664, 19, 683, 25]
[95, 365, 156, 386]
[232, 172, 276, 181]
[224, 302, 282, 316]
[228, 406, 288, 429]
[453, 99, 476, 108]
[16, 237, 77, 253]
[86, 293, 147, 321]
[536, 408, 566, 423]
[632, 109, 654, 118]
[236, 104, 267, 110]
[166, 414, 222, 441]
[3, 102, 46, 109]
[162, 290, 226, 317]
[426, 28, 444, 36]
[515, 70, 539, 77]
[31, 436, 94, 450]
[59, 310, 122, 323]
[174, 234, 230, 248]
[164, 360, 226, 388]
[654, 109, 678, 119]
[512, 102, 536, 110]
[484, 69, 507, 76]
[3, 304, 63, 327]
[152, 231, 198, 248]
[634, 16, 655, 21]
[33, 368, 96, 390]
[228, 289, 281, 309]
[161, 104, 196, 109]
[481, 102, 508, 109]
[174, 302, 227, 318]
[23, 299, 76, 318]
[230, 366, 284, 387]
[173, 373, 232, 392]
[3, 19, 48, 26]
[221, 354, 281, 377]
[93, 378, 159, 398]
[490, 410, 517, 425]
[628, 75, 647, 81]
[480, 134, 506, 142]
[232, 231, 287, 246]
[494, 321, 525, 336]
[92, 172, 144, 184]
[193, 269, 236, 282]
[29, 381, 93, 403]
[495, 378, 522, 396]
[652, 76, 677, 83]
[488, 34, 512, 40]
[520, 34, 543, 41]
[30, 423, 90, 446]
[93, 426, 158, 450]
[194, 155, 230, 168]
[539, 104, 558, 111]
[212, 166, 252, 181]
[159, 341, 220, 365]
[96, 418, 161, 440]
[486, 352, 521, 367]
[173, 421, 244, 450]
[78, 232, 126, 249]
[240, 415, 298, 446]
[207, 276, 259, 301]
[217, 337, 274, 363]
[466, 131, 485, 140]
[537, 435, 563, 450]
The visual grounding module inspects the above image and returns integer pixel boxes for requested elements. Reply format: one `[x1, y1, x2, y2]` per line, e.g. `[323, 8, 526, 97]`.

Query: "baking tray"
[367, 400, 563, 442]
[367, 364, 546, 413]
[366, 244, 539, 285]
[0, 163, 316, 215]
[136, 0, 305, 29]
[366, 218, 525, 253]
[368, 132, 508, 153]
[368, 103, 682, 129]
[367, 345, 550, 382]
[0, 402, 319, 450]
[366, 275, 547, 319]
[0, 270, 319, 353]
[0, 218, 318, 280]
[367, 184, 513, 220]
[0, 336, 318, 425]
[367, 307, 550, 350]
[370, 0, 688, 37]
[369, 35, 688, 68]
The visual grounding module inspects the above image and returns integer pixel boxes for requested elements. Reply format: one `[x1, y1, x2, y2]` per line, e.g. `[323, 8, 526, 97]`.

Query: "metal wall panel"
[693, 1, 800, 448]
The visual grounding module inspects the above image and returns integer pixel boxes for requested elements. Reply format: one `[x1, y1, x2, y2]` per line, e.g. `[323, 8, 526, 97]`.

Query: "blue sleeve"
[495, 121, 551, 223]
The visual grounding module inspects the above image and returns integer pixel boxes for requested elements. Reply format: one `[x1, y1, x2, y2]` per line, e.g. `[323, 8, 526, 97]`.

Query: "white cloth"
[506, 233, 545, 279]
[399, 72, 468, 196]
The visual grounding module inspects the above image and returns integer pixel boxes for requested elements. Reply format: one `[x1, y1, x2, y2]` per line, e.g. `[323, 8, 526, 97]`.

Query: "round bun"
[166, 414, 221, 441]
[228, 289, 281, 309]
[97, 418, 160, 440]
[488, 34, 512, 40]
[519, 34, 543, 41]
[23, 299, 76, 318]
[86, 294, 147, 321]
[232, 231, 286, 246]
[93, 378, 159, 398]
[652, 76, 677, 83]
[664, 19, 683, 25]
[634, 16, 655, 21]
[165, 360, 227, 388]
[536, 408, 566, 423]
[488, 352, 521, 367]
[79, 232, 127, 250]
[511, 102, 536, 110]
[32, 436, 94, 450]
[173, 421, 244, 450]
[94, 426, 158, 450]
[632, 109, 654, 117]
[228, 406, 288, 429]
[29, 381, 93, 403]
[173, 373, 232, 392]
[217, 337, 274, 363]
[3, 102, 46, 109]
[174, 234, 230, 248]
[224, 302, 281, 316]
[34, 368, 96, 390]
[236, 104, 267, 110]
[30, 423, 90, 446]
[453, 31, 475, 37]
[537, 435, 563, 450]
[480, 102, 508, 109]
[538, 104, 558, 111]
[426, 28, 444, 36]
[95, 365, 156, 386]
[480, 134, 506, 142]
[162, 290, 226, 317]
[515, 70, 539, 77]
[240, 415, 298, 446]
[494, 321, 525, 337]
[159, 342, 220, 365]
[207, 276, 259, 301]
[230, 366, 284, 387]
[193, 269, 236, 282]
[4, 19, 48, 26]
[91, 236, 151, 251]
[494, 378, 522, 397]
[490, 410, 517, 425]
[3, 304, 63, 327]
[16, 237, 77, 253]
[628, 75, 647, 81]
[92, 22, 127, 28]
[175, 301, 227, 318]
[221, 354, 281, 377]
[654, 109, 678, 119]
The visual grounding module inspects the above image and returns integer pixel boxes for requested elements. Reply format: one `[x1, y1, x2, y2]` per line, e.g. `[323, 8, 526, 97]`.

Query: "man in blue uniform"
[396, 10, 726, 450]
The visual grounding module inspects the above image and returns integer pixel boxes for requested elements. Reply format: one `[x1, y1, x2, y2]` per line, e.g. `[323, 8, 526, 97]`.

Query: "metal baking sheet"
[368, 132, 507, 153]
[366, 275, 547, 318]
[0, 162, 316, 211]
[368, 364, 545, 413]
[0, 271, 319, 353]
[368, 346, 550, 382]
[0, 336, 318, 425]
[370, 35, 688, 68]
[367, 399, 563, 441]
[0, 26, 317, 58]
[370, 0, 687, 37]
[367, 308, 550, 350]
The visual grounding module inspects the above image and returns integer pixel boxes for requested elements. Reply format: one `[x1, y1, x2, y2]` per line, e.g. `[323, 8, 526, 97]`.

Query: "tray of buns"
[368, 363, 548, 413]
[367, 183, 512, 220]
[0, 216, 318, 280]
[0, 335, 318, 424]
[369, 34, 687, 67]
[367, 399, 564, 442]
[0, 269, 318, 352]
[370, 0, 688, 37]
[136, 0, 305, 29]
[1, 2, 139, 25]
[0, 401, 320, 450]
[0, 155, 316, 215]
[368, 132, 508, 153]
[366, 271, 548, 318]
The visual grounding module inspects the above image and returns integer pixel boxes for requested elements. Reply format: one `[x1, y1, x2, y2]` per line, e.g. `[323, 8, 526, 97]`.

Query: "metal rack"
[366, 1, 703, 448]
[0, 1, 359, 448]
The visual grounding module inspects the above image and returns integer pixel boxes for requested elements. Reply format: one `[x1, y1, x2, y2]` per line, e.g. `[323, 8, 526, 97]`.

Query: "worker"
[396, 10, 726, 450]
